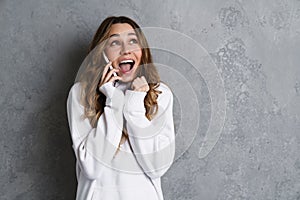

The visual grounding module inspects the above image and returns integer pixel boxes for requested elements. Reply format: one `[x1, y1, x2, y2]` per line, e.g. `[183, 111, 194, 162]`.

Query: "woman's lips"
[118, 59, 135, 73]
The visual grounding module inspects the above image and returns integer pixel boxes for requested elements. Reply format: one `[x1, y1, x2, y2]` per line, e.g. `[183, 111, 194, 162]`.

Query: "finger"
[103, 68, 119, 84]
[102, 62, 112, 77]
[135, 76, 142, 81]
[133, 78, 142, 88]
[101, 62, 113, 83]
[140, 78, 148, 87]
[131, 78, 138, 88]
[135, 77, 143, 85]
[104, 70, 119, 84]
[142, 84, 149, 91]
[108, 75, 122, 83]
[107, 68, 119, 79]
[141, 76, 147, 83]
[132, 83, 148, 92]
[136, 85, 148, 92]
[136, 77, 148, 87]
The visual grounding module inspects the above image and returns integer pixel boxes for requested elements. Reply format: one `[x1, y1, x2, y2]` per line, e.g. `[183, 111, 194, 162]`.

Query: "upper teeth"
[120, 60, 134, 64]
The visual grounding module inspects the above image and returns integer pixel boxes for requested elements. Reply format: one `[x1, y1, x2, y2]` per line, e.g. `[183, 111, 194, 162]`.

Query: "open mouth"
[118, 59, 135, 73]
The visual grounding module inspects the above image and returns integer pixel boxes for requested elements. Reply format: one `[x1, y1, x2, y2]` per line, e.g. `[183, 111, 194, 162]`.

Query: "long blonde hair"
[77, 16, 161, 154]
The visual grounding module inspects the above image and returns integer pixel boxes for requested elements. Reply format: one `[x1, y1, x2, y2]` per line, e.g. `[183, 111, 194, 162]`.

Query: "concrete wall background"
[1, 0, 300, 199]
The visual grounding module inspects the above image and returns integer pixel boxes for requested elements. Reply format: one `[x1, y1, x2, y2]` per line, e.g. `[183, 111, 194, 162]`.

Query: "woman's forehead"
[109, 23, 136, 37]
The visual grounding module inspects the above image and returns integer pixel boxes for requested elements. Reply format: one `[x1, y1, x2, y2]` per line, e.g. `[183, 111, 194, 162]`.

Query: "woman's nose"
[120, 43, 130, 55]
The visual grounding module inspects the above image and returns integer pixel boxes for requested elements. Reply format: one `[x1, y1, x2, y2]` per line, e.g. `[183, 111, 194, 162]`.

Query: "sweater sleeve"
[123, 83, 175, 179]
[66, 82, 124, 180]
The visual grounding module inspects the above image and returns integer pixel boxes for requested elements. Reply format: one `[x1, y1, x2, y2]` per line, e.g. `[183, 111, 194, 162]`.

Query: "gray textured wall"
[1, 0, 300, 199]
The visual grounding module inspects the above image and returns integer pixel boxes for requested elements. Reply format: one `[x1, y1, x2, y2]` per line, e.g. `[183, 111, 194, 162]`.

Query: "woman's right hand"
[98, 62, 125, 106]
[99, 61, 122, 87]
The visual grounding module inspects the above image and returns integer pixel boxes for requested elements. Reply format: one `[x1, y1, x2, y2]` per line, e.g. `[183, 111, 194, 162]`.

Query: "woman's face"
[105, 23, 142, 83]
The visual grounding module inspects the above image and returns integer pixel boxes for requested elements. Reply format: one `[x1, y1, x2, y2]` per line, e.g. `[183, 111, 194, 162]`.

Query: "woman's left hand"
[131, 76, 149, 92]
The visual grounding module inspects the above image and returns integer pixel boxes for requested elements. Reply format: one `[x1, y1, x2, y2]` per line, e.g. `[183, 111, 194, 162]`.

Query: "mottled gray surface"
[1, 0, 300, 199]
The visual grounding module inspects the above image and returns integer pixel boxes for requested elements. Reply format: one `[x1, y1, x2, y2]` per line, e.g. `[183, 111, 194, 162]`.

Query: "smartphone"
[103, 52, 118, 86]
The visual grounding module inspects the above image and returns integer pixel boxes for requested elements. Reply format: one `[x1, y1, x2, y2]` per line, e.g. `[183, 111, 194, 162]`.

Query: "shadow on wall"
[54, 41, 89, 198]
[21, 39, 88, 198]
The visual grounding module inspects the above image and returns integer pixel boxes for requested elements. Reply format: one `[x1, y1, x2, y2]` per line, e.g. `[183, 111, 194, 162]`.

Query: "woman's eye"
[110, 40, 120, 46]
[129, 38, 138, 44]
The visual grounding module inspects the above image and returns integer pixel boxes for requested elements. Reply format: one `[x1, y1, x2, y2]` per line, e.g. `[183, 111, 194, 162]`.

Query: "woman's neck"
[115, 81, 132, 93]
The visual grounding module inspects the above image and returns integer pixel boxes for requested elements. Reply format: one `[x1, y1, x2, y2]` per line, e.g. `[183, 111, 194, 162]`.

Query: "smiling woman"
[66, 16, 175, 200]
[105, 23, 142, 82]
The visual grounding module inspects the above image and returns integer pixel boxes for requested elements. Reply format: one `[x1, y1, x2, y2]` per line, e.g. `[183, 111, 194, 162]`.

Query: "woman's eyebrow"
[128, 32, 136, 36]
[109, 32, 136, 38]
[109, 33, 120, 38]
